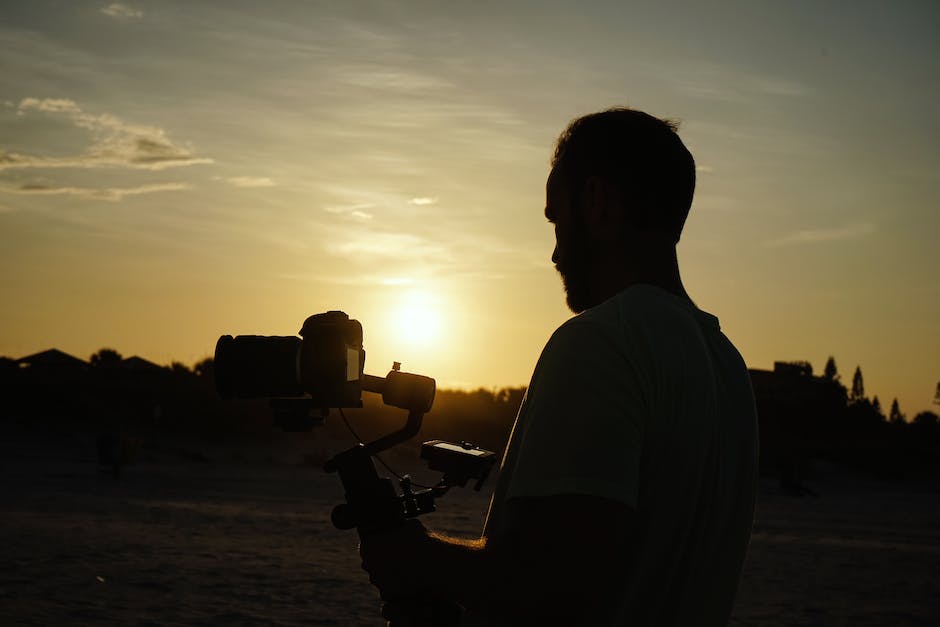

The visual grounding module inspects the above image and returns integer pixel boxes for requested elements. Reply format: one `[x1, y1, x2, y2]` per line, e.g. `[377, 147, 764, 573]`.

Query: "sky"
[1, 0, 938, 417]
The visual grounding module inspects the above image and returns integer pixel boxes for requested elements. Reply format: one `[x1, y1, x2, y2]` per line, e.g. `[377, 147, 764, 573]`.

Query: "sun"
[390, 290, 441, 347]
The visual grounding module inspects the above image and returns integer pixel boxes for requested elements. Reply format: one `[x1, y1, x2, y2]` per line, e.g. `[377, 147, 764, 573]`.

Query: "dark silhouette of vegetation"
[90, 348, 123, 369]
[849, 366, 865, 404]
[2, 348, 938, 484]
[0, 348, 522, 461]
[889, 398, 905, 424]
[752, 359, 940, 485]
[871, 395, 883, 418]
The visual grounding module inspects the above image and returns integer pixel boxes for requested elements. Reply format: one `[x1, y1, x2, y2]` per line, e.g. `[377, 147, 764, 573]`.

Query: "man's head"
[546, 107, 696, 312]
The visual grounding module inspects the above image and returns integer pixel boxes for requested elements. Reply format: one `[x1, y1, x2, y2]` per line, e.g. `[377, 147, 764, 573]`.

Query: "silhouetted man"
[360, 108, 759, 626]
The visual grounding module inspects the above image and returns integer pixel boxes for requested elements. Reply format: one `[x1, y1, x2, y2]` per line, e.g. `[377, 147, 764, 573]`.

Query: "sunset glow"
[0, 1, 937, 416]
[389, 290, 442, 348]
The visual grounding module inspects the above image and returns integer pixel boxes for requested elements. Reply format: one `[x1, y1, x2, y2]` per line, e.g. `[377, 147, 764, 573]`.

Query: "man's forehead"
[545, 168, 566, 221]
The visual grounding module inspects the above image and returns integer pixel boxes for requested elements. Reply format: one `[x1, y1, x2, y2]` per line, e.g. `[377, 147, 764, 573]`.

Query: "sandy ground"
[2, 431, 938, 626]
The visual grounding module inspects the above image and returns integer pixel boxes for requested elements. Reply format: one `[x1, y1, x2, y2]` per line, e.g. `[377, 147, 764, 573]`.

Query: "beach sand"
[2, 432, 937, 625]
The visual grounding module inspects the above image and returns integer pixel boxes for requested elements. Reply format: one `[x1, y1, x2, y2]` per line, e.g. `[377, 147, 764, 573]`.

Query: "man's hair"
[551, 107, 696, 243]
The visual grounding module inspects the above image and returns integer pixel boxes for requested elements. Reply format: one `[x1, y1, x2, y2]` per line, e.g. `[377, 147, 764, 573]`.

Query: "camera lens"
[214, 335, 304, 398]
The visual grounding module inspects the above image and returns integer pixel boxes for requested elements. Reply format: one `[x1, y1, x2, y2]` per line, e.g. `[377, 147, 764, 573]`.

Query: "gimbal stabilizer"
[214, 312, 496, 626]
[325, 365, 494, 529]
[324, 365, 495, 626]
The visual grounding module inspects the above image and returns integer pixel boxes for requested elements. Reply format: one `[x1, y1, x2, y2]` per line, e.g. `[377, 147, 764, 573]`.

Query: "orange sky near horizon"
[1, 2, 938, 418]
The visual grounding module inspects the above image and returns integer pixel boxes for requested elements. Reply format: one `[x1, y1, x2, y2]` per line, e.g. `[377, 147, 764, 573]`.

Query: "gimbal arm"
[323, 366, 436, 526]
[353, 368, 435, 457]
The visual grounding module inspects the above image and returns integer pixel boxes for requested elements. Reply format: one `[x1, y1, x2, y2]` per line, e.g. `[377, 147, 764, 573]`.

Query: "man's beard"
[556, 226, 593, 314]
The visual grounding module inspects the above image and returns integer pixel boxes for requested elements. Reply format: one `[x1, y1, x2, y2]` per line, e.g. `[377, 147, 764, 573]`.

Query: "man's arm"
[361, 493, 636, 626]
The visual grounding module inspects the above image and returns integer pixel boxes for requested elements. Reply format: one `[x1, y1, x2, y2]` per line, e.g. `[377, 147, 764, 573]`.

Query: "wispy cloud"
[767, 222, 876, 246]
[101, 3, 143, 19]
[672, 67, 809, 104]
[329, 231, 451, 261]
[322, 202, 375, 221]
[273, 273, 419, 288]
[334, 65, 454, 92]
[1, 182, 190, 201]
[753, 77, 808, 98]
[221, 176, 276, 188]
[410, 197, 438, 206]
[380, 277, 415, 286]
[4, 98, 212, 171]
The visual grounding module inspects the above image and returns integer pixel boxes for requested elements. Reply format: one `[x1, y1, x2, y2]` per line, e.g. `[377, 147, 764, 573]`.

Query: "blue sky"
[1, 0, 938, 415]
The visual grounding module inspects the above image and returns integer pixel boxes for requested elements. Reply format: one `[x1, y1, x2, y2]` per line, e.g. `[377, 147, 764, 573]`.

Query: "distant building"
[749, 361, 842, 411]
[17, 349, 88, 371]
[121, 356, 165, 372]
[772, 360, 813, 378]
[749, 360, 849, 484]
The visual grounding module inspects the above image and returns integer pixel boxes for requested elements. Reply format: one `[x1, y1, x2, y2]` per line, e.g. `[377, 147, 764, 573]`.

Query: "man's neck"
[590, 244, 690, 305]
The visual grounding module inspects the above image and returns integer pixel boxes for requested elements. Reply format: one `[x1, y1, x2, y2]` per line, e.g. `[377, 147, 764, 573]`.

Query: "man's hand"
[359, 519, 435, 602]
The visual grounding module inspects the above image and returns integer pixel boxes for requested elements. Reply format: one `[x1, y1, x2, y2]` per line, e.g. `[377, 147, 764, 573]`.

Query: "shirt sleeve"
[504, 316, 648, 509]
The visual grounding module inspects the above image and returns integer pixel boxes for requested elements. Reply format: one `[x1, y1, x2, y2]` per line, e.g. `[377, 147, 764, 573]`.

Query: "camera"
[215, 310, 365, 408]
[215, 310, 436, 421]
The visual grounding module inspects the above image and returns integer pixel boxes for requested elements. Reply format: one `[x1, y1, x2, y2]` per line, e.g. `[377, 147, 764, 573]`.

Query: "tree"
[823, 356, 840, 382]
[934, 381, 940, 405]
[90, 348, 123, 368]
[913, 411, 938, 427]
[170, 362, 192, 376]
[889, 397, 905, 423]
[871, 395, 883, 417]
[194, 358, 214, 379]
[849, 366, 865, 404]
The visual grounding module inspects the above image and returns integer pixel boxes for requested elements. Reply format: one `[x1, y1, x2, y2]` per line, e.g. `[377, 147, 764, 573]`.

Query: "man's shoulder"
[547, 303, 622, 355]
[555, 284, 706, 340]
[538, 287, 660, 373]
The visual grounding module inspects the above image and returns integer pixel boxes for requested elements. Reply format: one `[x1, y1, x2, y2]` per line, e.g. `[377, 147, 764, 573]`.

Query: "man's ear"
[581, 176, 623, 241]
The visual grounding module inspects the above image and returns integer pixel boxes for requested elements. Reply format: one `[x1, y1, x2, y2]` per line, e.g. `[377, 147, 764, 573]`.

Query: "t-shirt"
[477, 284, 759, 626]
